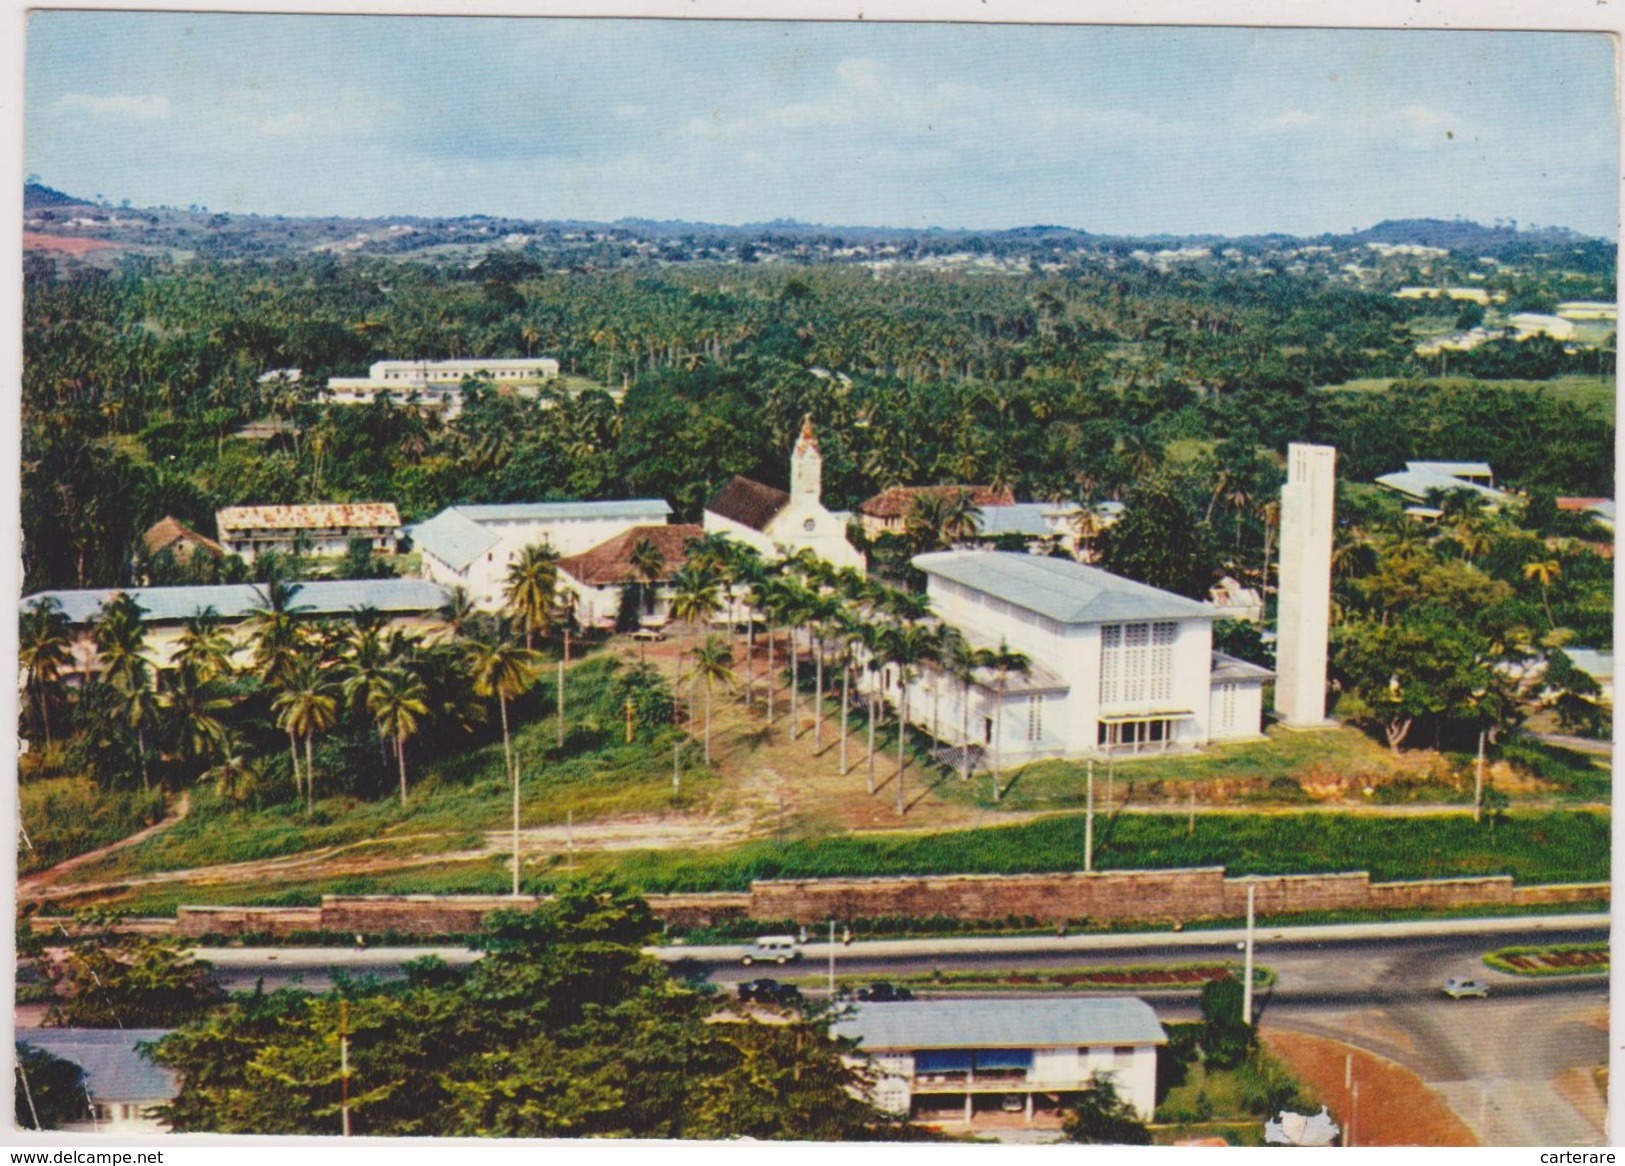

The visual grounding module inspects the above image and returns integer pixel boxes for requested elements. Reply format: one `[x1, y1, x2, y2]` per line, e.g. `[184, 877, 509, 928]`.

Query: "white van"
[741, 935, 801, 966]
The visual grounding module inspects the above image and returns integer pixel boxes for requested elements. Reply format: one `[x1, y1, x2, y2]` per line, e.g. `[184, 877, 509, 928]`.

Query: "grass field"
[1318, 374, 1614, 418]
[19, 778, 167, 876]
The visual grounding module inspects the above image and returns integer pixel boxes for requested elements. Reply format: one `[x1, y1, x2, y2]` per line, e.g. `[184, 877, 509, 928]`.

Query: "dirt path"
[1262, 1026, 1479, 1146]
[18, 791, 191, 897]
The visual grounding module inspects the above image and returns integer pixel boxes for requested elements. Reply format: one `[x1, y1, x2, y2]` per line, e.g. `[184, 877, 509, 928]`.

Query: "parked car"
[630, 626, 667, 642]
[1443, 976, 1489, 999]
[740, 935, 801, 966]
[738, 978, 802, 1006]
[856, 982, 915, 1003]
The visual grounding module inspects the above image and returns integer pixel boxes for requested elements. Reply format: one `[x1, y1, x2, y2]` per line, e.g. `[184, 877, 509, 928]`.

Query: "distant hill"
[24, 182, 94, 210]
[1349, 217, 1582, 252]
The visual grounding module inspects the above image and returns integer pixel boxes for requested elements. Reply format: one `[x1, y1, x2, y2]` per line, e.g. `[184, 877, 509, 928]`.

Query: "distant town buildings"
[1556, 301, 1618, 322]
[902, 551, 1270, 761]
[703, 417, 865, 574]
[325, 358, 563, 418]
[831, 997, 1166, 1127]
[138, 515, 225, 569]
[412, 499, 673, 610]
[1275, 443, 1335, 729]
[215, 503, 402, 563]
[1376, 461, 1514, 513]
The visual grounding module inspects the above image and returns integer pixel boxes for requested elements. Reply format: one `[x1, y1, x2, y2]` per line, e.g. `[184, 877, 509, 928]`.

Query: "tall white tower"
[1275, 443, 1336, 727]
[790, 415, 822, 500]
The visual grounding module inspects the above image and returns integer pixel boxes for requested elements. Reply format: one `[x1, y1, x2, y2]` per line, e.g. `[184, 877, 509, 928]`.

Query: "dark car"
[738, 978, 803, 1006]
[856, 982, 915, 1003]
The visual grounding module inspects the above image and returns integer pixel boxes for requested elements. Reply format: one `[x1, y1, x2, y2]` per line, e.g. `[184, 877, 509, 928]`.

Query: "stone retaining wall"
[166, 871, 1608, 938]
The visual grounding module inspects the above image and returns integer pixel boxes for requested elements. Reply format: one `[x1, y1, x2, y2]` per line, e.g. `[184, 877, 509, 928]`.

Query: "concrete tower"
[1275, 443, 1336, 727]
[790, 415, 822, 500]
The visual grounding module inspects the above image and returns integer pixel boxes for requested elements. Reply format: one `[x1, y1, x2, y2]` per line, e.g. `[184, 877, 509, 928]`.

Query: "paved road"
[196, 916, 1608, 1145]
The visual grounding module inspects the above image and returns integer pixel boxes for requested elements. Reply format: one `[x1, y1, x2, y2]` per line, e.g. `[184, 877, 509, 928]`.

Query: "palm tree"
[435, 585, 477, 643]
[1523, 558, 1562, 629]
[246, 576, 310, 690]
[941, 634, 986, 782]
[203, 735, 258, 807]
[115, 680, 162, 793]
[804, 590, 843, 751]
[160, 663, 234, 775]
[985, 640, 1033, 803]
[272, 654, 338, 812]
[367, 667, 430, 805]
[465, 634, 541, 785]
[19, 598, 73, 746]
[628, 537, 667, 620]
[852, 619, 888, 795]
[504, 544, 558, 650]
[690, 634, 737, 763]
[174, 609, 235, 682]
[92, 592, 149, 694]
[939, 488, 984, 547]
[880, 620, 936, 815]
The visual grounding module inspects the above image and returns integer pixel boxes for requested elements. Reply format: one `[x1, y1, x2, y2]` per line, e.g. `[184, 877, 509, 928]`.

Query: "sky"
[22, 13, 1621, 237]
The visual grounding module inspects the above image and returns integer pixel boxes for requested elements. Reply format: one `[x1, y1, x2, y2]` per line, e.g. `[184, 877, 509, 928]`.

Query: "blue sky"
[23, 14, 1620, 237]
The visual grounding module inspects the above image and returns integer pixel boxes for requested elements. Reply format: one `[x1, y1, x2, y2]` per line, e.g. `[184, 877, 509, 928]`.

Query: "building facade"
[412, 499, 674, 609]
[897, 551, 1268, 763]
[555, 523, 705, 629]
[325, 358, 563, 417]
[703, 418, 865, 574]
[14, 1029, 178, 1134]
[831, 997, 1166, 1127]
[215, 503, 401, 563]
[1276, 444, 1336, 728]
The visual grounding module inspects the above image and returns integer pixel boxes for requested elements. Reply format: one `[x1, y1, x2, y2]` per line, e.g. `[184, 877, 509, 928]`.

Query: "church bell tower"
[790, 415, 822, 501]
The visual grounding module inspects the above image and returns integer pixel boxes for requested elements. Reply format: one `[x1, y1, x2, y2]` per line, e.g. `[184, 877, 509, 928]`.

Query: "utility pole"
[1084, 759, 1094, 872]
[1475, 728, 1486, 823]
[511, 752, 522, 898]
[340, 1000, 351, 1137]
[1242, 882, 1256, 1026]
[672, 739, 681, 795]
[827, 919, 836, 996]
[625, 696, 635, 743]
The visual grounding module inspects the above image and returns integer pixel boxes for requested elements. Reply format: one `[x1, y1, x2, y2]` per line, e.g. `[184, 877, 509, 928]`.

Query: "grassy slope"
[1318, 374, 1614, 418]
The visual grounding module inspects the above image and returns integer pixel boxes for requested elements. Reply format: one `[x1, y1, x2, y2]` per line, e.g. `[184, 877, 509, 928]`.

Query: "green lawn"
[1318, 374, 1614, 419]
[941, 726, 1450, 811]
[19, 778, 167, 876]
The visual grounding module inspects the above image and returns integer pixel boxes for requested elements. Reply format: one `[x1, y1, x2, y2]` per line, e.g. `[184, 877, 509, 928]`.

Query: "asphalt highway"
[195, 915, 1609, 1145]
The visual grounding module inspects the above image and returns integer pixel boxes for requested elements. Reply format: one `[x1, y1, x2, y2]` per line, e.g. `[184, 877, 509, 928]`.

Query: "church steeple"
[790, 414, 821, 500]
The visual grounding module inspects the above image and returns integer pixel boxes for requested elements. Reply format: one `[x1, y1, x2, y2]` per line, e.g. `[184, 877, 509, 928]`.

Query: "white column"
[1275, 443, 1336, 727]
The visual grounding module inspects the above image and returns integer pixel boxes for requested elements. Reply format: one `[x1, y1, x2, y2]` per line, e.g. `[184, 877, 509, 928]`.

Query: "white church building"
[896, 551, 1270, 761]
[703, 417, 866, 575]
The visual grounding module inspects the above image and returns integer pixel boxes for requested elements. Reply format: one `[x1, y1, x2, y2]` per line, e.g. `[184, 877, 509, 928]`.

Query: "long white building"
[325, 358, 563, 417]
[412, 499, 673, 609]
[894, 551, 1269, 762]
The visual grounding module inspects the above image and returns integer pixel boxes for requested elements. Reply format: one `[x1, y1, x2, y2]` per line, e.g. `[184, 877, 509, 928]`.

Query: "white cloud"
[615, 104, 647, 119]
[55, 92, 172, 121]
[1260, 109, 1321, 130]
[254, 94, 403, 140]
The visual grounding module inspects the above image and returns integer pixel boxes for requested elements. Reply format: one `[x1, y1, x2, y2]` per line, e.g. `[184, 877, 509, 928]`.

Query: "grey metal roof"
[16, 1029, 178, 1103]
[1211, 651, 1274, 682]
[1407, 460, 1494, 478]
[452, 499, 671, 523]
[974, 503, 1056, 539]
[1376, 469, 1510, 503]
[915, 551, 1215, 625]
[831, 998, 1166, 1052]
[411, 508, 501, 571]
[23, 579, 451, 625]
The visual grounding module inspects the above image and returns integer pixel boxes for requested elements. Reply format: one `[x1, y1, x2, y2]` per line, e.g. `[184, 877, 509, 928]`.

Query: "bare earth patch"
[1263, 1026, 1478, 1146]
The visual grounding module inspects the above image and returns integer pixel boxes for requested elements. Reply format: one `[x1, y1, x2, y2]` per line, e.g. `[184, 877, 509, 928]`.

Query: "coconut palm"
[367, 667, 431, 805]
[246, 576, 311, 690]
[174, 609, 236, 682]
[986, 640, 1033, 803]
[504, 544, 558, 650]
[803, 590, 843, 751]
[628, 537, 667, 619]
[19, 598, 73, 746]
[271, 653, 339, 812]
[160, 663, 234, 774]
[689, 634, 737, 763]
[91, 592, 149, 694]
[941, 633, 987, 782]
[879, 620, 936, 815]
[1523, 557, 1562, 629]
[465, 633, 542, 785]
[435, 585, 477, 643]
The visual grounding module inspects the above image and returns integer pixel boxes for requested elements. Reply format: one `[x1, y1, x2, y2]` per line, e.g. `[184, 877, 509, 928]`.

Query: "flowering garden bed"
[1483, 942, 1608, 976]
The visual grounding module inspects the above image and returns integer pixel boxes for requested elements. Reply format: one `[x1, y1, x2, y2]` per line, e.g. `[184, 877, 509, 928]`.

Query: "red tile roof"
[557, 524, 704, 586]
[706, 476, 790, 532]
[216, 503, 401, 535]
[858, 484, 1016, 519]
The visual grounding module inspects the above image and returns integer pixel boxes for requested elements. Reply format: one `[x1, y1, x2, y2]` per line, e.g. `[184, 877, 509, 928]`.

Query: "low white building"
[412, 499, 673, 609]
[895, 551, 1269, 762]
[831, 997, 1166, 1128]
[15, 1028, 178, 1134]
[703, 418, 864, 574]
[215, 503, 401, 563]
